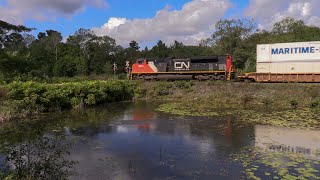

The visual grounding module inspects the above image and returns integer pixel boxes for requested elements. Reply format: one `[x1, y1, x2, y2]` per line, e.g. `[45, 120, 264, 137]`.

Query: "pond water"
[0, 102, 319, 179]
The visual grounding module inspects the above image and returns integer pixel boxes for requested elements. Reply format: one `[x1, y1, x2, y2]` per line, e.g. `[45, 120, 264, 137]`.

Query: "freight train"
[130, 55, 235, 81]
[130, 41, 320, 83]
[239, 41, 320, 83]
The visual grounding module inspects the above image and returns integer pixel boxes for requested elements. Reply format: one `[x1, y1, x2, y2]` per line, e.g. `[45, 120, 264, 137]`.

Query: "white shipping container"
[257, 62, 320, 73]
[257, 41, 320, 73]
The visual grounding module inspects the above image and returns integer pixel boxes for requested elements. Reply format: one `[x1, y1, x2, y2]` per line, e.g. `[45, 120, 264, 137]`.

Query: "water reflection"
[63, 102, 255, 179]
[255, 125, 320, 160]
[0, 102, 319, 179]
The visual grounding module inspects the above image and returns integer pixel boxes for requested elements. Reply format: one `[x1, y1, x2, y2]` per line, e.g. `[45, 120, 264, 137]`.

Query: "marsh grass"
[154, 82, 320, 130]
[231, 146, 320, 180]
[141, 82, 320, 109]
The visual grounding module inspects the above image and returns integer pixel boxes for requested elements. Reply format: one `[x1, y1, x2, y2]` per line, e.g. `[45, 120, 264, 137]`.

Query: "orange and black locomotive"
[131, 55, 235, 81]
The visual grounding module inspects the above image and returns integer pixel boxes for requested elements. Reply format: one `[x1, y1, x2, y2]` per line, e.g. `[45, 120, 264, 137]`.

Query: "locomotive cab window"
[137, 60, 144, 64]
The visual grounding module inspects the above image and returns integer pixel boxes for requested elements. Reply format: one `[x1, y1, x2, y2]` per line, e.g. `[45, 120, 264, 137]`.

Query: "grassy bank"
[136, 81, 320, 130]
[0, 80, 136, 122]
[137, 81, 320, 109]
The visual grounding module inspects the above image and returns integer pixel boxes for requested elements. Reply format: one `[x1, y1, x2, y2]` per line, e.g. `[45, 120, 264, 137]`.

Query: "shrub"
[117, 74, 130, 80]
[174, 81, 194, 89]
[5, 80, 136, 114]
[134, 86, 147, 99]
[262, 97, 273, 109]
[241, 94, 254, 108]
[305, 86, 319, 100]
[3, 135, 76, 180]
[289, 99, 299, 109]
[310, 100, 320, 108]
[150, 82, 174, 97]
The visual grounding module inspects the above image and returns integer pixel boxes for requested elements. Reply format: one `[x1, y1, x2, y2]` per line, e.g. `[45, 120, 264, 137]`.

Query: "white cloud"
[0, 0, 107, 25]
[93, 0, 231, 46]
[246, 0, 320, 29]
[101, 17, 127, 30]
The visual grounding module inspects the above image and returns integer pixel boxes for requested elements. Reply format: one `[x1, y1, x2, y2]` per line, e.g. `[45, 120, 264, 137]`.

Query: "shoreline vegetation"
[0, 80, 136, 122]
[0, 80, 319, 129]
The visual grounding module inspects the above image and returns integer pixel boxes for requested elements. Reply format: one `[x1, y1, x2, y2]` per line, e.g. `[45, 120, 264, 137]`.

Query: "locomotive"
[131, 55, 235, 81]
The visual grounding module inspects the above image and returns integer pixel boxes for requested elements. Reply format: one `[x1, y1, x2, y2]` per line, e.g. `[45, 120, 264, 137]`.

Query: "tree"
[209, 18, 258, 69]
[169, 41, 184, 58]
[151, 40, 169, 58]
[53, 43, 87, 77]
[84, 35, 119, 74]
[0, 20, 33, 48]
[129, 40, 140, 51]
[0, 21, 34, 80]
[28, 30, 63, 77]
[125, 40, 141, 63]
[272, 17, 304, 35]
[211, 18, 257, 54]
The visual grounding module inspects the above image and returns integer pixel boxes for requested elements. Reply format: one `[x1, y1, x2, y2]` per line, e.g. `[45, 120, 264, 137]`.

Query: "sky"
[1, 0, 320, 47]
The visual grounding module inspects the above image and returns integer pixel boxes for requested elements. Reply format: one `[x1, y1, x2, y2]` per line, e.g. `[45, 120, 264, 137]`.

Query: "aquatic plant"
[231, 146, 320, 180]
[157, 102, 320, 130]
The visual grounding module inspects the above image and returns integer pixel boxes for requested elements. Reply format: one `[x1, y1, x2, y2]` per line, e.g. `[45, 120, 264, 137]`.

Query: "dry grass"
[139, 81, 320, 109]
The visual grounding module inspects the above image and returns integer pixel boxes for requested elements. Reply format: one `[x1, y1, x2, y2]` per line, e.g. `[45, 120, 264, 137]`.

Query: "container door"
[257, 44, 271, 63]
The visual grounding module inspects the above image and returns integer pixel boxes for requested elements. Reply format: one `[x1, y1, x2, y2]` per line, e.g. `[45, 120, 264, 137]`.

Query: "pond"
[0, 102, 319, 179]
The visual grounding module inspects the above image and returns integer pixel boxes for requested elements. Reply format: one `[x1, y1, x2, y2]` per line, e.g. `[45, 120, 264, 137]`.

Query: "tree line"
[1, 17, 320, 82]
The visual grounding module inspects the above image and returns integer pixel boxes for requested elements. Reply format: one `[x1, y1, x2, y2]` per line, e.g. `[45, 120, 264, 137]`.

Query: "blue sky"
[1, 0, 318, 46]
[23, 0, 192, 37]
[23, 0, 249, 38]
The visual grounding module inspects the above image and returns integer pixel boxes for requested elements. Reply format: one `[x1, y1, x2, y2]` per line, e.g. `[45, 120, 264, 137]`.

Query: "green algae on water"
[157, 102, 320, 130]
[231, 146, 320, 180]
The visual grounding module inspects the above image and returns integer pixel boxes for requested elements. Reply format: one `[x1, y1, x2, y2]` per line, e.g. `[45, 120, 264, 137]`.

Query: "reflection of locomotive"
[131, 55, 235, 81]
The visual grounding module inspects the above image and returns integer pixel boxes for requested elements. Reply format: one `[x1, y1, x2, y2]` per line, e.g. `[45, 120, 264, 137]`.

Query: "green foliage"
[310, 100, 320, 108]
[261, 97, 273, 109]
[5, 80, 136, 115]
[173, 81, 194, 89]
[149, 82, 174, 97]
[241, 94, 254, 108]
[206, 17, 320, 70]
[0, 20, 33, 49]
[117, 73, 130, 80]
[2, 17, 320, 80]
[2, 135, 76, 180]
[134, 86, 147, 99]
[289, 99, 299, 109]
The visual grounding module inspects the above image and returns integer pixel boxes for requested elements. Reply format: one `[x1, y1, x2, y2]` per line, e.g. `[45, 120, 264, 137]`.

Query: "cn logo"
[174, 62, 190, 70]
